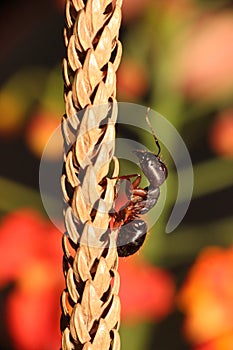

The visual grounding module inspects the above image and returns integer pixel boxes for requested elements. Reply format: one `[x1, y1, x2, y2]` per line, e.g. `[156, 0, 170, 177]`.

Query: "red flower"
[0, 209, 175, 349]
[0, 209, 63, 350]
[119, 256, 175, 323]
[178, 246, 233, 349]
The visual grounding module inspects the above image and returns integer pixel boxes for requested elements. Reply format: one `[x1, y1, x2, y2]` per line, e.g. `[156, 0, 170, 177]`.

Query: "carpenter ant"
[112, 109, 168, 257]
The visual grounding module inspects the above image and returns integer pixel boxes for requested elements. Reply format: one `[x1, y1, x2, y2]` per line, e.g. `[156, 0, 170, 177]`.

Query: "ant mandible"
[111, 108, 168, 257]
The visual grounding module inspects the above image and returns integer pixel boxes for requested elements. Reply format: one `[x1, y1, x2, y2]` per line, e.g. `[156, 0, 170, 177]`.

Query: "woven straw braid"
[61, 1, 123, 349]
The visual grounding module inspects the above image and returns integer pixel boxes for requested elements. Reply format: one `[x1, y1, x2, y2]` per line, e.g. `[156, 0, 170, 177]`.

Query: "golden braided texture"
[60, 1, 123, 349]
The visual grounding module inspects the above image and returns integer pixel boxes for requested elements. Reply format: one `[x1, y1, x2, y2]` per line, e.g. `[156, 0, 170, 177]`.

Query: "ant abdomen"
[117, 219, 147, 257]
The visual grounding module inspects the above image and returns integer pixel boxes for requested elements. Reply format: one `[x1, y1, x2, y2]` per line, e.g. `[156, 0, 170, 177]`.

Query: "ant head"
[145, 108, 161, 157]
[133, 150, 168, 186]
[132, 108, 168, 187]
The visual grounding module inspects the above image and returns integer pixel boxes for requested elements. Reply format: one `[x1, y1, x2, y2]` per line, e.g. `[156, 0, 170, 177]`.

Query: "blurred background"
[0, 0, 233, 349]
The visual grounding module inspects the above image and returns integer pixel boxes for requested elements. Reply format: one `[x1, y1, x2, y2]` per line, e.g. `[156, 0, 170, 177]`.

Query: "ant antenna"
[145, 108, 161, 156]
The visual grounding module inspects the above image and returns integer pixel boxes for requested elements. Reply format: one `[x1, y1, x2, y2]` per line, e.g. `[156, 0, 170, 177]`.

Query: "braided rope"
[60, 1, 123, 349]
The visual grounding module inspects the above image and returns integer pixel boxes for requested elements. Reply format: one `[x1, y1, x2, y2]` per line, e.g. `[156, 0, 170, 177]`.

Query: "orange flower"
[0, 90, 27, 136]
[157, 0, 195, 17]
[209, 109, 233, 157]
[25, 109, 62, 160]
[174, 12, 233, 101]
[178, 246, 233, 348]
[195, 333, 233, 350]
[122, 0, 150, 23]
[116, 58, 149, 101]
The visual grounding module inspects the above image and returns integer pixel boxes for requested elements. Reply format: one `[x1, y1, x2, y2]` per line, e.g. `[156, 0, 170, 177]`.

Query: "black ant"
[111, 109, 168, 257]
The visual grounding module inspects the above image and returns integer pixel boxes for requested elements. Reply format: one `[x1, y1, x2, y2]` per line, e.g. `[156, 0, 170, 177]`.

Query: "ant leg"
[111, 174, 139, 181]
[111, 174, 142, 189]
[132, 188, 147, 197]
[131, 174, 141, 189]
[100, 174, 139, 187]
[112, 174, 145, 197]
